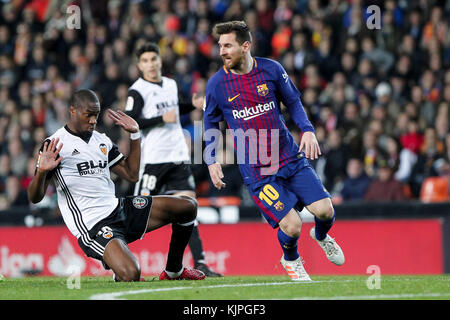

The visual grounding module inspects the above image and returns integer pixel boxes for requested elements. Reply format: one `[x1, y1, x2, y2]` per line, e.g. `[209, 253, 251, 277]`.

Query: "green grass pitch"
[0, 275, 449, 300]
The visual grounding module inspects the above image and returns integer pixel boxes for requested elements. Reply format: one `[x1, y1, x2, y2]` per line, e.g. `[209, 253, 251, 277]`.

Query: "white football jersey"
[37, 126, 124, 239]
[127, 77, 190, 164]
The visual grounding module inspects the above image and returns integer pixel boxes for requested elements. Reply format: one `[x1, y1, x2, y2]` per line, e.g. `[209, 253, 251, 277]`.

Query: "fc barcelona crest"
[274, 201, 284, 211]
[99, 143, 107, 155]
[257, 83, 269, 96]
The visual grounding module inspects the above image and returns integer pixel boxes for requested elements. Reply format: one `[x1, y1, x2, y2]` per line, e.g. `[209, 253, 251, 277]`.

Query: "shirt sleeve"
[108, 143, 124, 168]
[203, 83, 224, 165]
[125, 89, 164, 129]
[273, 61, 315, 133]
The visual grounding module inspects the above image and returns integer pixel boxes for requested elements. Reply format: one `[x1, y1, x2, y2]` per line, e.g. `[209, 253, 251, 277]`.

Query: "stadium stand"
[0, 0, 449, 221]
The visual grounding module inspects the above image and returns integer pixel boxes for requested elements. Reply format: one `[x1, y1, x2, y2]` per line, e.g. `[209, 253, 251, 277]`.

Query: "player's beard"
[222, 54, 245, 72]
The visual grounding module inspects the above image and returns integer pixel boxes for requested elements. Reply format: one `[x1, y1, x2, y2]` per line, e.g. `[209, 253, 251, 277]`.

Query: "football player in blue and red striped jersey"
[203, 21, 345, 281]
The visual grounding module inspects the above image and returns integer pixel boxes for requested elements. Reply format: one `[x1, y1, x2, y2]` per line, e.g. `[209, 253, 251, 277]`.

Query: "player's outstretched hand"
[107, 109, 139, 133]
[38, 138, 63, 173]
[208, 162, 226, 190]
[299, 131, 321, 160]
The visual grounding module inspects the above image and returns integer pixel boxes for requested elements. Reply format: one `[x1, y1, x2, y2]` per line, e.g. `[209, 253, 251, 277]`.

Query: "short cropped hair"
[135, 42, 160, 59]
[70, 89, 99, 109]
[213, 21, 252, 44]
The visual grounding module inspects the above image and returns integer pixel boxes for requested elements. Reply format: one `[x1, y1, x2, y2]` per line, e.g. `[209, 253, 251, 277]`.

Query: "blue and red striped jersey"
[203, 57, 314, 185]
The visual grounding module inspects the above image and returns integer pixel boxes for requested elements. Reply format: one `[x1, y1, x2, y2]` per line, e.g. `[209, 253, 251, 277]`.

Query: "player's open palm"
[39, 138, 63, 172]
[107, 109, 139, 133]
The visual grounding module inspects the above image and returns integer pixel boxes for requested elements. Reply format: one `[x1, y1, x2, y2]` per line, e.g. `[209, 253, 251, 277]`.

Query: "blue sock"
[314, 211, 335, 241]
[277, 228, 299, 261]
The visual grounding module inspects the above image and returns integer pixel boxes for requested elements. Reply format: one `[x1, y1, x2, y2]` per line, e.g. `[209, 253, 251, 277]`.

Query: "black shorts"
[77, 196, 152, 265]
[135, 163, 196, 196]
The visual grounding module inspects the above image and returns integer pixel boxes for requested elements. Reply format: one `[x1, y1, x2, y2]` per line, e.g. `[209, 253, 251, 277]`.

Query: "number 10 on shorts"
[258, 184, 279, 206]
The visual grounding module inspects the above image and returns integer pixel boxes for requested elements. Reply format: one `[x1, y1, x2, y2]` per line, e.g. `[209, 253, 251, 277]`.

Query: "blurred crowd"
[0, 0, 449, 214]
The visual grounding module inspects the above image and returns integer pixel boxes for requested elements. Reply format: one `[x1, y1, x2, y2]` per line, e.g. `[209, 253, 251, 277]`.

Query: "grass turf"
[0, 275, 449, 300]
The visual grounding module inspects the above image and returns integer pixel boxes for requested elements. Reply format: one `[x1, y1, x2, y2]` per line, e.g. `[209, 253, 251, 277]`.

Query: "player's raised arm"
[107, 109, 141, 182]
[28, 138, 63, 203]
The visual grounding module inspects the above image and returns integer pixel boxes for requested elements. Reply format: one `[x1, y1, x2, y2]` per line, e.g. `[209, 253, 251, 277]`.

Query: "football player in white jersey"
[125, 42, 222, 277]
[28, 89, 206, 281]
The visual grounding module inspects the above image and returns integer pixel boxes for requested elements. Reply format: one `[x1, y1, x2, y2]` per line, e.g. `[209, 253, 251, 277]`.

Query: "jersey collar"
[64, 125, 93, 143]
[141, 76, 163, 87]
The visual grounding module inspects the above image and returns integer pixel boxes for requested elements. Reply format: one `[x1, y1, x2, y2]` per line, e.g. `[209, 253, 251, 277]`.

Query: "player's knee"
[178, 195, 198, 221]
[315, 204, 334, 221]
[282, 225, 300, 238]
[279, 220, 301, 238]
[115, 263, 141, 282]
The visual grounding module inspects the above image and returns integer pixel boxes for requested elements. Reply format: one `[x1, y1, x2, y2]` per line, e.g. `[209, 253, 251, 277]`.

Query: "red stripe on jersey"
[252, 195, 280, 224]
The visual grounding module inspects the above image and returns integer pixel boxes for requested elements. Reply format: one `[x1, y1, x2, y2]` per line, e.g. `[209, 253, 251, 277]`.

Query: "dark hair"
[135, 42, 160, 59]
[213, 21, 252, 44]
[70, 89, 99, 109]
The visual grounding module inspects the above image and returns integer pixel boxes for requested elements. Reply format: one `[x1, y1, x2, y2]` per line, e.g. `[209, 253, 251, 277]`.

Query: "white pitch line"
[89, 280, 321, 300]
[89, 278, 450, 300]
[293, 292, 450, 300]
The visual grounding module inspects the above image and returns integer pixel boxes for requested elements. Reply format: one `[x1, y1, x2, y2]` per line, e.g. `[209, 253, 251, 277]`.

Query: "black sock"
[189, 224, 206, 264]
[166, 220, 195, 273]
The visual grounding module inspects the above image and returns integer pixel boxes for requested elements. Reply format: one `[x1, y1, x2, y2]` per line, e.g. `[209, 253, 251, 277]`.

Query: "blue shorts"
[248, 157, 330, 228]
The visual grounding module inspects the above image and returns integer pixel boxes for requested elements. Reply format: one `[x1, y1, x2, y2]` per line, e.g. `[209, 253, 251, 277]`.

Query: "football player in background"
[125, 42, 222, 277]
[28, 89, 206, 281]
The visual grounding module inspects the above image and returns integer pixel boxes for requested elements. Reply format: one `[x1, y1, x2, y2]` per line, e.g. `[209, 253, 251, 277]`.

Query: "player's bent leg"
[172, 191, 223, 277]
[103, 238, 141, 282]
[306, 197, 335, 240]
[278, 209, 302, 238]
[144, 196, 205, 280]
[306, 197, 334, 221]
[306, 198, 345, 266]
[145, 195, 197, 231]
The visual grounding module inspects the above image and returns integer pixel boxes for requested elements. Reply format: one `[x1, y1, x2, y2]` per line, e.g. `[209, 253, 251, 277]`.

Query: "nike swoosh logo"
[228, 94, 240, 102]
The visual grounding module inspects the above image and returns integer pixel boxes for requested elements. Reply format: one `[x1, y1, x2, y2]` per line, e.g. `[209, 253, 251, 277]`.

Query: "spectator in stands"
[360, 36, 395, 76]
[8, 137, 28, 177]
[375, 82, 401, 127]
[435, 102, 449, 142]
[323, 129, 349, 192]
[400, 118, 424, 155]
[0, 154, 11, 193]
[341, 158, 371, 202]
[5, 175, 29, 208]
[361, 129, 379, 178]
[409, 127, 446, 197]
[364, 158, 408, 202]
[0, 0, 449, 216]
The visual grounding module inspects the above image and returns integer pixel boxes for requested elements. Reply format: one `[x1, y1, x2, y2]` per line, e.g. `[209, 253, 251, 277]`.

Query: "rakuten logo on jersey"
[232, 101, 275, 121]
